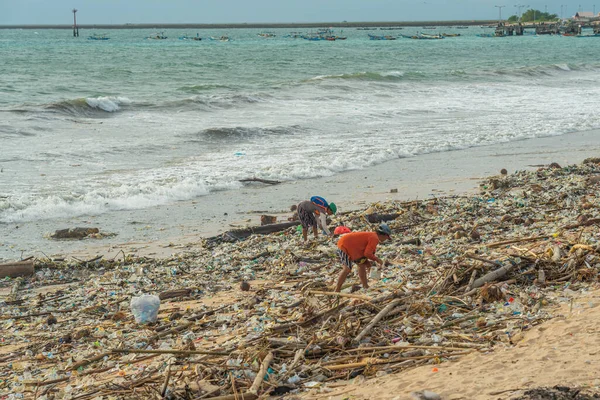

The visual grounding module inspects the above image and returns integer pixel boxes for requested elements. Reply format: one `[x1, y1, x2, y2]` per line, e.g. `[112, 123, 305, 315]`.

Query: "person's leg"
[302, 227, 308, 242]
[335, 266, 351, 292]
[357, 261, 370, 289]
[312, 225, 318, 238]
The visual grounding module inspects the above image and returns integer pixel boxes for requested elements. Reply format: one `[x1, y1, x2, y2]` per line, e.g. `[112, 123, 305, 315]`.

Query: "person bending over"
[334, 223, 391, 292]
[296, 196, 337, 242]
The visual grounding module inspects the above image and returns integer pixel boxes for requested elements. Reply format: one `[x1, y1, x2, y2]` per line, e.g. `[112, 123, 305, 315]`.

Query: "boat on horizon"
[368, 34, 396, 40]
[146, 32, 167, 40]
[179, 33, 202, 40]
[258, 32, 276, 38]
[88, 33, 109, 40]
[210, 35, 231, 42]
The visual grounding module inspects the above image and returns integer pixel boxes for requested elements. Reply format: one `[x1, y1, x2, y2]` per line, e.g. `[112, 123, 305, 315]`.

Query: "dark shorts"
[298, 203, 317, 229]
[337, 249, 368, 270]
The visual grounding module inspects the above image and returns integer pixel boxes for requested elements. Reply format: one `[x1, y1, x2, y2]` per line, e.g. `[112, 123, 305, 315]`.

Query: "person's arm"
[317, 212, 331, 236]
[364, 238, 383, 265]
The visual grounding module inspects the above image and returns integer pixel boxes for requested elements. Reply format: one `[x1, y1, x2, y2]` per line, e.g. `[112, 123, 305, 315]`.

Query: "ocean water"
[1, 26, 600, 226]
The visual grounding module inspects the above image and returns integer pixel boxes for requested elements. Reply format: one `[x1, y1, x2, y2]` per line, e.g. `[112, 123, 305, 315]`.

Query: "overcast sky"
[0, 0, 590, 25]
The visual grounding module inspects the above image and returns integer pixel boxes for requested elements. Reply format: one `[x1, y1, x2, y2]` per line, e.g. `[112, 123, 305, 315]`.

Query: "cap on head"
[328, 202, 337, 215]
[334, 225, 351, 235]
[376, 223, 392, 237]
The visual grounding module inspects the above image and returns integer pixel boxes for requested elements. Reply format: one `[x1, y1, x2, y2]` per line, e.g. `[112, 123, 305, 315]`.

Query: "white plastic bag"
[130, 294, 160, 323]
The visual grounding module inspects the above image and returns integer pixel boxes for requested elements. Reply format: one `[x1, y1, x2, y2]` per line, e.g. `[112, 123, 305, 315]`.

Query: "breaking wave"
[44, 96, 132, 116]
[306, 70, 425, 82]
[187, 125, 304, 142]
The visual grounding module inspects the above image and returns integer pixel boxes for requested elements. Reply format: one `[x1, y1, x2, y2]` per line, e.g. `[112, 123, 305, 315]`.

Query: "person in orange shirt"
[334, 223, 392, 292]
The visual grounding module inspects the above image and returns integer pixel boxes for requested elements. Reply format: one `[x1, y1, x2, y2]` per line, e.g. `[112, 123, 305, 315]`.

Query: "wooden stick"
[68, 351, 112, 371]
[471, 261, 517, 289]
[248, 351, 274, 395]
[464, 254, 502, 267]
[563, 218, 600, 230]
[110, 348, 228, 356]
[466, 270, 477, 292]
[325, 351, 471, 371]
[353, 298, 402, 343]
[149, 321, 193, 341]
[486, 235, 550, 248]
[160, 365, 172, 397]
[343, 344, 480, 353]
[307, 290, 372, 301]
[204, 354, 274, 399]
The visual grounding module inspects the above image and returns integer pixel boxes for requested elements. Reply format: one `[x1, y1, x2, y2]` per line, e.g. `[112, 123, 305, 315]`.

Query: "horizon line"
[0, 20, 500, 30]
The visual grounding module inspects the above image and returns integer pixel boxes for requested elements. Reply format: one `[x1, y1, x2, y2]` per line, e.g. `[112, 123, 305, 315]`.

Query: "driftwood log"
[239, 177, 281, 185]
[220, 221, 300, 241]
[366, 213, 401, 223]
[0, 261, 34, 278]
[471, 260, 518, 289]
[158, 288, 193, 300]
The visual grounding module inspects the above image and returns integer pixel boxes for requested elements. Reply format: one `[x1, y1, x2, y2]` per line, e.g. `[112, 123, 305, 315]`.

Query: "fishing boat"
[422, 26, 437, 29]
[456, 26, 469, 29]
[379, 27, 403, 30]
[405, 33, 444, 40]
[258, 32, 276, 38]
[368, 34, 397, 40]
[146, 32, 167, 40]
[178, 33, 201, 40]
[419, 32, 444, 39]
[302, 33, 326, 41]
[577, 33, 600, 37]
[209, 35, 231, 42]
[442, 33, 461, 37]
[88, 33, 109, 40]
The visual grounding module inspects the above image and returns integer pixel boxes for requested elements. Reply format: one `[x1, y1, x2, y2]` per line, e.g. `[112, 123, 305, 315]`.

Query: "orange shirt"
[337, 232, 380, 261]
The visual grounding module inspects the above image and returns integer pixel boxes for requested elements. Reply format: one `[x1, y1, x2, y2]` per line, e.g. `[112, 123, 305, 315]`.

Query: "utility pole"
[494, 5, 506, 22]
[72, 8, 79, 37]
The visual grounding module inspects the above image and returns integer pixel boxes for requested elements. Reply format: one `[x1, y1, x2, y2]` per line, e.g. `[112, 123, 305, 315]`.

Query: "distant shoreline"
[0, 20, 498, 30]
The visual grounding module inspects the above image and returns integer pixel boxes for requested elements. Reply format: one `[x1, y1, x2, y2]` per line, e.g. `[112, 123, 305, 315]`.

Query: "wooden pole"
[248, 352, 274, 394]
[307, 290, 372, 301]
[353, 298, 402, 343]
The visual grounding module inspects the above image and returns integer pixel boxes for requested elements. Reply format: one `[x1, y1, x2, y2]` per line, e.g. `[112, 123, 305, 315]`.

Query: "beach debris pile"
[512, 385, 600, 400]
[2, 159, 600, 399]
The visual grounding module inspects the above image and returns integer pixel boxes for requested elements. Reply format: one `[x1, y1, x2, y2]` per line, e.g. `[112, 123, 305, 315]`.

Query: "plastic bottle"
[130, 294, 161, 323]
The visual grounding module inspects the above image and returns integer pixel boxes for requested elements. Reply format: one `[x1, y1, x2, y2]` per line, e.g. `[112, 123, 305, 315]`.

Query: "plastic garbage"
[370, 267, 381, 280]
[130, 294, 160, 324]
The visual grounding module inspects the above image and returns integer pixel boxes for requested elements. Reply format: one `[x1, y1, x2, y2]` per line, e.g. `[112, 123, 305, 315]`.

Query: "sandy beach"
[302, 289, 600, 400]
[2, 128, 600, 262]
[2, 132, 600, 398]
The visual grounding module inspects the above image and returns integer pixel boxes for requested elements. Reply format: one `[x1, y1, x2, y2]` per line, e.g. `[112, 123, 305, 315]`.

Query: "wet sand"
[1, 129, 599, 262]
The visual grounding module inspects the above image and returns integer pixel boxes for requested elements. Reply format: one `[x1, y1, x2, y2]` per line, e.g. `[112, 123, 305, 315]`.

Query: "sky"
[0, 0, 592, 25]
